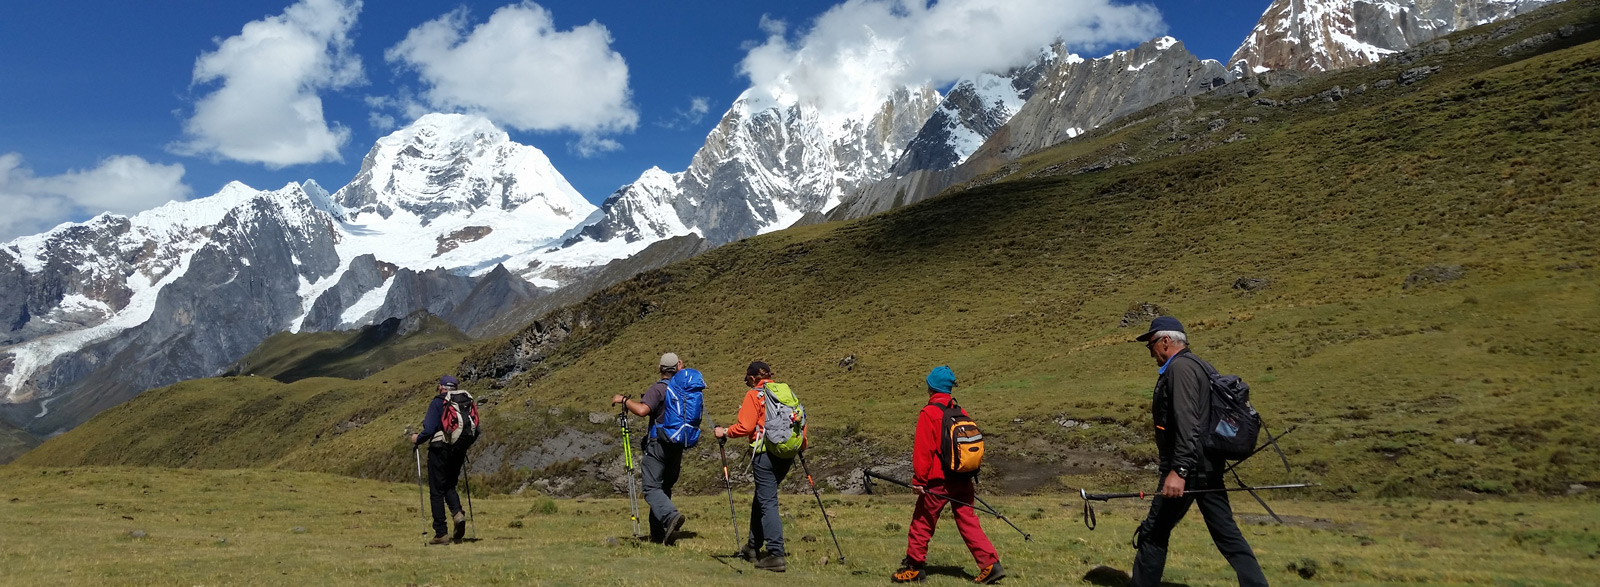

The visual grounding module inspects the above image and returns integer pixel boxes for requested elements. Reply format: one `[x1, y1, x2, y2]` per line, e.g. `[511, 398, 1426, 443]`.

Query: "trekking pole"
[797, 452, 845, 562]
[618, 407, 642, 539]
[1221, 425, 1298, 476]
[1077, 484, 1317, 530]
[462, 451, 478, 541]
[407, 427, 428, 544]
[709, 417, 740, 553]
[862, 470, 1032, 541]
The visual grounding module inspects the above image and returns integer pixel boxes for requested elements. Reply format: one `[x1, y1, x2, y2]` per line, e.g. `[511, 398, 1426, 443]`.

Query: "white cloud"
[172, 0, 364, 168]
[385, 2, 638, 137]
[0, 153, 192, 241]
[740, 0, 1165, 115]
[572, 134, 623, 158]
[656, 96, 713, 130]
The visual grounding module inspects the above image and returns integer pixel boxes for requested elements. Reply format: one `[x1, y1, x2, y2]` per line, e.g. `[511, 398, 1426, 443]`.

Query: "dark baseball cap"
[1135, 316, 1185, 342]
[439, 375, 460, 388]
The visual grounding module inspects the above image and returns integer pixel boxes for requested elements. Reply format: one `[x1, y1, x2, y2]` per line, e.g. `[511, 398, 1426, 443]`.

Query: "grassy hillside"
[224, 312, 469, 383]
[0, 419, 38, 464]
[21, 2, 1600, 502]
[1, 467, 1595, 585]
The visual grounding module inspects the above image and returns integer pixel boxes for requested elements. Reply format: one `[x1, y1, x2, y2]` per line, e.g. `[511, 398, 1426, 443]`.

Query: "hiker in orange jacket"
[713, 361, 804, 572]
[893, 366, 1004, 584]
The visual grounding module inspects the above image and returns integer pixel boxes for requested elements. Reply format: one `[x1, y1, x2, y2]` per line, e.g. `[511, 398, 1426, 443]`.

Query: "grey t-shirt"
[642, 380, 669, 433]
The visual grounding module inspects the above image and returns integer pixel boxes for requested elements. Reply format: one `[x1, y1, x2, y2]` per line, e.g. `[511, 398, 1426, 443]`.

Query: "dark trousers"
[641, 437, 684, 542]
[426, 441, 470, 536]
[746, 451, 794, 557]
[1130, 472, 1268, 587]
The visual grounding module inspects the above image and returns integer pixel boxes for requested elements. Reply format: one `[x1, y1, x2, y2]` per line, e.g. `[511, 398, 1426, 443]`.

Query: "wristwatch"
[1174, 466, 1191, 479]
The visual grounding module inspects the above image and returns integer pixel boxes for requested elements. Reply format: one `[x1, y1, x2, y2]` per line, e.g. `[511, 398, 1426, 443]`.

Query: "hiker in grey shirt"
[612, 353, 688, 544]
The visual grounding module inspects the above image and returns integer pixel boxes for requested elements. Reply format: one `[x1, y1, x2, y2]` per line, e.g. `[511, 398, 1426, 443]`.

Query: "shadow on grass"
[1082, 564, 1193, 586]
[924, 564, 972, 581]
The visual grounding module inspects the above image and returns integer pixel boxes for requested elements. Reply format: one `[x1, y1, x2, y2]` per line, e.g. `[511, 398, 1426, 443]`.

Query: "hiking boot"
[753, 551, 787, 572]
[661, 511, 687, 546]
[892, 557, 926, 583]
[428, 534, 451, 546]
[452, 511, 467, 542]
[974, 561, 1005, 584]
[735, 543, 761, 562]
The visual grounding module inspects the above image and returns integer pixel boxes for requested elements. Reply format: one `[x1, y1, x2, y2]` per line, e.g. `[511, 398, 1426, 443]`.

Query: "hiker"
[892, 366, 1004, 584]
[1130, 317, 1268, 586]
[409, 375, 479, 545]
[713, 361, 803, 572]
[611, 353, 691, 544]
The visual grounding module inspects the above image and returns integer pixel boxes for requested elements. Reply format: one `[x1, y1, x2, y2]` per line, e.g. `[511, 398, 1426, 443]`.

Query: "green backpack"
[756, 382, 806, 458]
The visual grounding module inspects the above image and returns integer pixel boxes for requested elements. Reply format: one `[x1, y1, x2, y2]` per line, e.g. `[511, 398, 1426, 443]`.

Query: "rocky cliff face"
[569, 85, 942, 248]
[890, 55, 1055, 176]
[832, 37, 1229, 221]
[1230, 0, 1558, 73]
[3, 183, 341, 434]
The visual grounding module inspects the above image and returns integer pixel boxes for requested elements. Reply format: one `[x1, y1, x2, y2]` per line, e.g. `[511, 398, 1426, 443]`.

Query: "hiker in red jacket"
[893, 366, 1004, 584]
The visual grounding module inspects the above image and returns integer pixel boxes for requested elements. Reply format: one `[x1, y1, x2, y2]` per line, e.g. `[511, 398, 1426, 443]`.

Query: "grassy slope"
[0, 419, 38, 463]
[226, 314, 470, 383]
[21, 4, 1600, 501]
[0, 467, 1595, 585]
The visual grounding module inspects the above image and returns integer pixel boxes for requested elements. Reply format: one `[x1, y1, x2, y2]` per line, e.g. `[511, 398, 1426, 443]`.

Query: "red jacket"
[913, 394, 966, 485]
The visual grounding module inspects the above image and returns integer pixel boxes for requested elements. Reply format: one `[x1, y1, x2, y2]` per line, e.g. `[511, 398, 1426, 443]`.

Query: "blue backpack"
[651, 368, 705, 447]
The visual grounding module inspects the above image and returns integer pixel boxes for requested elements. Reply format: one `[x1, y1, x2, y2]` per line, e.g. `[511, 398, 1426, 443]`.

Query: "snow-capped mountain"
[565, 84, 942, 248]
[1231, 0, 1558, 73]
[1, 181, 341, 429]
[0, 113, 611, 435]
[890, 54, 1056, 176]
[833, 37, 1229, 220]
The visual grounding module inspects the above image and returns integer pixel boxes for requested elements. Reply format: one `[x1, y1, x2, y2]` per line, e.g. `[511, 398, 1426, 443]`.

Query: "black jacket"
[1152, 349, 1219, 476]
[415, 394, 448, 446]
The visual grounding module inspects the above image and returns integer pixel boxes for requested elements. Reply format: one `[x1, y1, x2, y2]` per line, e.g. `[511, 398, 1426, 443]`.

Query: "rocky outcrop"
[445, 264, 543, 336]
[1230, 0, 1559, 73]
[298, 254, 398, 333]
[369, 267, 476, 330]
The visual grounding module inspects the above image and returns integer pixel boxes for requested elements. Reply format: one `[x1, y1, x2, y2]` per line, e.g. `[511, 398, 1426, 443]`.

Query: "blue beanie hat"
[926, 366, 956, 394]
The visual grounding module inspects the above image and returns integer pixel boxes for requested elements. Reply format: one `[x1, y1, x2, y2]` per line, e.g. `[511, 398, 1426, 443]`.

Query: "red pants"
[904, 480, 998, 566]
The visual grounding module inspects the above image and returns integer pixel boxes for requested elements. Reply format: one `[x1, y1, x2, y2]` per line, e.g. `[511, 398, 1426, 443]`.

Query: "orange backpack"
[940, 399, 984, 477]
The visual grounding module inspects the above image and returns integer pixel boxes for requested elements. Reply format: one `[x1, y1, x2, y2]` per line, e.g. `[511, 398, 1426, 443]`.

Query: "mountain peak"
[1230, 0, 1557, 73]
[330, 113, 589, 226]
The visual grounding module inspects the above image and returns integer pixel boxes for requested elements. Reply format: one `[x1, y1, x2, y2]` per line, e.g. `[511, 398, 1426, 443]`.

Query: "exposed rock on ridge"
[1230, 0, 1559, 73]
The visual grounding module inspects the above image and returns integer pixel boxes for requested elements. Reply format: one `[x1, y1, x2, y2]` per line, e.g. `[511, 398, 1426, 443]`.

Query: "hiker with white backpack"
[409, 375, 480, 545]
[612, 352, 705, 545]
[712, 361, 806, 572]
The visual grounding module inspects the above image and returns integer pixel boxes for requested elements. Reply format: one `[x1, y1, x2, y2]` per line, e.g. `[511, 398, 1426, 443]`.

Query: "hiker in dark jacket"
[410, 375, 475, 545]
[612, 353, 688, 544]
[1130, 317, 1268, 586]
[893, 366, 1004, 584]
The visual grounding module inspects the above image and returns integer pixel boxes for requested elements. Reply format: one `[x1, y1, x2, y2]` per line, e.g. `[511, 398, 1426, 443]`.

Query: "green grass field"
[1, 467, 1595, 586]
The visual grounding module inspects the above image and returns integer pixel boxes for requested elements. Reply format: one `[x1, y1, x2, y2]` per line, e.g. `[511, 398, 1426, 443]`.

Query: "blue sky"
[0, 0, 1269, 240]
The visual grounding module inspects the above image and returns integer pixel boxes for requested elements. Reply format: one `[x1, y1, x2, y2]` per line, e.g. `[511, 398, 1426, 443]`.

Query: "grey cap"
[659, 353, 680, 368]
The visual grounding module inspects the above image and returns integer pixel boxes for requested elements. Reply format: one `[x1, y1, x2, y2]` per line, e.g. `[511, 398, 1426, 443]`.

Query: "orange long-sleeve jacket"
[724, 380, 807, 452]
